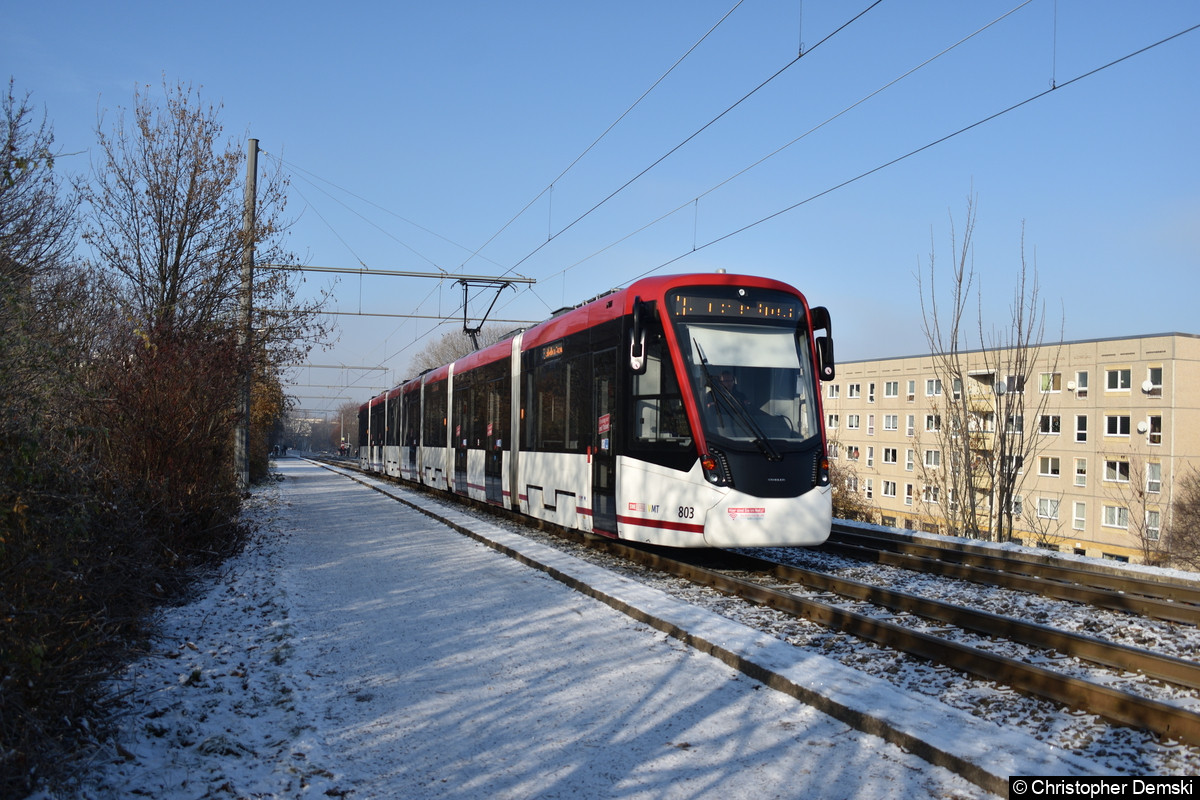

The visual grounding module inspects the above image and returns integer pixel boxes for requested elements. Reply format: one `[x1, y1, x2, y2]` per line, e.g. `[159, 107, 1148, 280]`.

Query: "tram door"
[592, 348, 618, 535]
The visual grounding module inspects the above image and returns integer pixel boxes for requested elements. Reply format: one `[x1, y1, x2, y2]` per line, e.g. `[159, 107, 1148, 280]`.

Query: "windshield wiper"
[694, 340, 781, 462]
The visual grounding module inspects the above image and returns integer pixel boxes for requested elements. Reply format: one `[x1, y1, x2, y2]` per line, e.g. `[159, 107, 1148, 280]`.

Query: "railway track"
[578, 537, 1200, 746]
[320, 458, 1200, 761]
[822, 525, 1200, 625]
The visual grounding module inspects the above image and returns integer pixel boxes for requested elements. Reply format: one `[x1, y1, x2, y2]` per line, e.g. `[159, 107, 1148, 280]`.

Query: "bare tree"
[827, 436, 878, 523]
[1166, 465, 1200, 571]
[408, 322, 512, 374]
[78, 79, 331, 485]
[917, 194, 1061, 542]
[1023, 490, 1068, 552]
[78, 78, 330, 355]
[1, 80, 77, 291]
[1104, 455, 1170, 566]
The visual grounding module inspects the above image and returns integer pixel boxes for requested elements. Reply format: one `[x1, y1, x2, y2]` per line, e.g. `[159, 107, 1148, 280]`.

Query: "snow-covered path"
[49, 459, 994, 799]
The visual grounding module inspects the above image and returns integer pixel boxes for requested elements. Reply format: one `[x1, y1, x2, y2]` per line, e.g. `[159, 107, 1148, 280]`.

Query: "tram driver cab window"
[632, 328, 692, 449]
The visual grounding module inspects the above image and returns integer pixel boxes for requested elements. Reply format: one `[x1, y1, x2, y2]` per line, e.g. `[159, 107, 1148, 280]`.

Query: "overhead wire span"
[533, 0, 1034, 288]
[460, 0, 749, 275]
[500, 0, 886, 278]
[627, 20, 1200, 283]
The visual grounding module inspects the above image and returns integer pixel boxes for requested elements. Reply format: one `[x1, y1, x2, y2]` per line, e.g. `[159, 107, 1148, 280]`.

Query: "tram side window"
[387, 397, 401, 447]
[423, 380, 448, 448]
[478, 360, 510, 450]
[370, 403, 386, 446]
[632, 330, 691, 450]
[526, 353, 591, 453]
[462, 359, 510, 451]
[403, 390, 420, 462]
[453, 371, 474, 448]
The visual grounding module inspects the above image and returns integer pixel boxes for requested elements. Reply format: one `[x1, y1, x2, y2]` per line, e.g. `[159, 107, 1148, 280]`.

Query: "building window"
[926, 378, 942, 397]
[1075, 371, 1089, 399]
[1148, 415, 1162, 445]
[866, 446, 875, 467]
[867, 414, 875, 436]
[1038, 497, 1060, 520]
[1009, 494, 1024, 517]
[1106, 368, 1131, 391]
[1005, 374, 1025, 393]
[1103, 505, 1129, 529]
[906, 380, 916, 402]
[1040, 372, 1062, 393]
[885, 380, 899, 398]
[1008, 455, 1025, 473]
[883, 480, 897, 498]
[1039, 415, 1061, 435]
[827, 383, 840, 399]
[1074, 458, 1087, 487]
[864, 479, 873, 499]
[1073, 502, 1086, 531]
[906, 415, 915, 437]
[925, 414, 941, 432]
[883, 447, 898, 464]
[868, 383, 876, 403]
[1146, 367, 1163, 397]
[829, 443, 839, 459]
[1039, 456, 1061, 477]
[847, 445, 860, 461]
[1147, 510, 1161, 540]
[1075, 414, 1087, 443]
[847, 383, 860, 398]
[1105, 415, 1130, 437]
[1105, 459, 1131, 483]
[847, 414, 860, 430]
[904, 484, 914, 506]
[924, 449, 941, 468]
[827, 414, 839, 429]
[1147, 462, 1162, 494]
[884, 414, 898, 431]
[1006, 415, 1024, 434]
[923, 485, 940, 504]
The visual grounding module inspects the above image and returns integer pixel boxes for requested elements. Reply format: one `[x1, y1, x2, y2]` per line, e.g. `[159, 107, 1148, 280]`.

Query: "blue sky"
[7, 1, 1198, 414]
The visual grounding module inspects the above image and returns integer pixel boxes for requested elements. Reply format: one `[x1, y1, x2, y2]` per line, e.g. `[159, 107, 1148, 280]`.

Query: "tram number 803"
[677, 506, 695, 519]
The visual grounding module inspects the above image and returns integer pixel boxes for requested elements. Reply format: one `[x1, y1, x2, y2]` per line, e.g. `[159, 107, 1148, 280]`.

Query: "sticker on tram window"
[727, 507, 767, 521]
[597, 413, 611, 434]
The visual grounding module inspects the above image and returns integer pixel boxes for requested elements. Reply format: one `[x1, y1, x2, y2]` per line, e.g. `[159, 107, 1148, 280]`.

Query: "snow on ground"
[41, 459, 999, 799]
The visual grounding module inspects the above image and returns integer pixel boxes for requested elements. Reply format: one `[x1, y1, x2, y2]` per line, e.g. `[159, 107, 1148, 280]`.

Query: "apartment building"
[822, 333, 1200, 562]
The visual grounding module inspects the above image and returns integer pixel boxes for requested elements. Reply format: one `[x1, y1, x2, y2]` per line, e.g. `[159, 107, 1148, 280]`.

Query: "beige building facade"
[823, 333, 1200, 562]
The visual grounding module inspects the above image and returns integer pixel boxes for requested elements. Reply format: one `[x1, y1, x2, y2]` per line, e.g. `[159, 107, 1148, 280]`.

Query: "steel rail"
[738, 553, 1200, 692]
[821, 535, 1200, 626]
[829, 526, 1200, 605]
[319, 458, 1200, 747]
[586, 539, 1200, 747]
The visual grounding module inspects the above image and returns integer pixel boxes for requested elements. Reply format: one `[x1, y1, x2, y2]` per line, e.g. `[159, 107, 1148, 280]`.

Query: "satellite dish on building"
[1141, 379, 1154, 393]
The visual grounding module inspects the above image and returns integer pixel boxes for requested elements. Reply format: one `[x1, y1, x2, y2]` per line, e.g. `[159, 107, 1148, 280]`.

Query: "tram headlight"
[701, 449, 732, 487]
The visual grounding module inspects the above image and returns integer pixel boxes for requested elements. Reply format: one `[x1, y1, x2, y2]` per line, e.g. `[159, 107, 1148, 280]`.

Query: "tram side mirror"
[630, 296, 648, 374]
[810, 306, 836, 381]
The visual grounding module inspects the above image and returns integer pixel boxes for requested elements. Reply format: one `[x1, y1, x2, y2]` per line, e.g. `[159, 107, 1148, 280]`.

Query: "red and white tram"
[359, 271, 835, 547]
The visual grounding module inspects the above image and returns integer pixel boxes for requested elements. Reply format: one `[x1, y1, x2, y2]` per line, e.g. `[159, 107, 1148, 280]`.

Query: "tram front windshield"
[668, 287, 820, 451]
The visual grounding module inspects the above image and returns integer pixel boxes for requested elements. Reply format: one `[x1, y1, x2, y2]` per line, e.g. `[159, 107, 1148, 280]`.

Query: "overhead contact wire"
[631, 21, 1200, 282]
